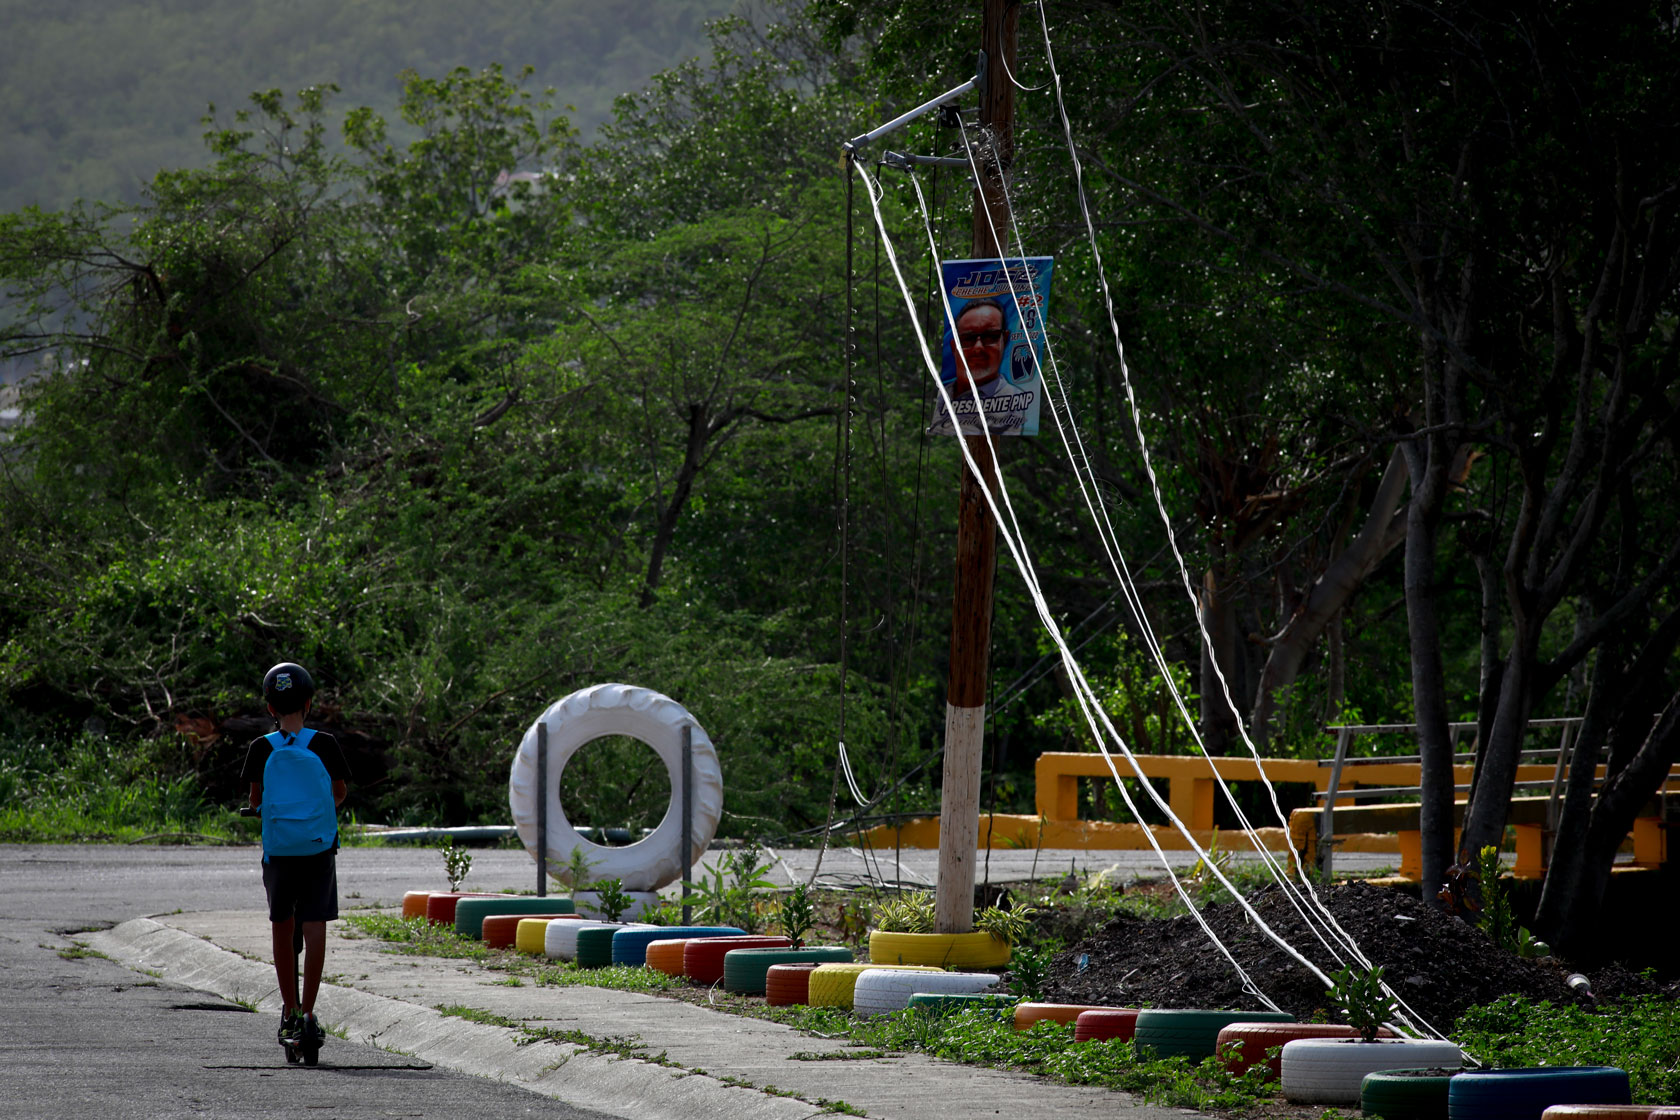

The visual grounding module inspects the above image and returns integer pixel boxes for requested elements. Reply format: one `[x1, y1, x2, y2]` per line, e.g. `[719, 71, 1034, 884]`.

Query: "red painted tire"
[482, 912, 576, 949]
[1074, 1009, 1141, 1043]
[1014, 1003, 1114, 1031]
[423, 892, 499, 926]
[1216, 1022, 1395, 1079]
[682, 936, 791, 985]
[765, 964, 821, 1007]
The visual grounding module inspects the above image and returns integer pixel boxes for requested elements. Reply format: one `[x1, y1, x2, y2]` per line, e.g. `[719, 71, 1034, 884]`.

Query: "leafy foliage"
[1326, 965, 1398, 1043]
[1456, 996, 1680, 1105]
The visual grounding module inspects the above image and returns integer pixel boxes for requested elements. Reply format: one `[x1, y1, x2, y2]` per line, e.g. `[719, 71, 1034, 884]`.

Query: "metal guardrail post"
[1320, 725, 1352, 880]
[681, 724, 693, 925]
[536, 721, 548, 898]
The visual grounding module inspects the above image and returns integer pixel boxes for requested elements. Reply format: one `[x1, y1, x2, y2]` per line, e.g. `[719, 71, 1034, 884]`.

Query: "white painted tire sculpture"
[852, 970, 1001, 1017]
[1279, 1037, 1462, 1106]
[509, 684, 723, 892]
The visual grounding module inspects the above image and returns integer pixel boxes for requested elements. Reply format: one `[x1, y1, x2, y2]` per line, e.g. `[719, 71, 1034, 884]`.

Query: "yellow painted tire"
[868, 930, 1011, 969]
[484, 912, 573, 950]
[807, 963, 943, 1009]
[516, 915, 582, 955]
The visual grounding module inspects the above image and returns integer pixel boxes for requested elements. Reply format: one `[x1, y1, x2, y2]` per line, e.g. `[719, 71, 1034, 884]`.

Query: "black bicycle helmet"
[262, 662, 316, 714]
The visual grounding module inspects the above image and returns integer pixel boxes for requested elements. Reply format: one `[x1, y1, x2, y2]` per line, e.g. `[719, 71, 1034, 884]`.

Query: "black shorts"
[262, 849, 339, 923]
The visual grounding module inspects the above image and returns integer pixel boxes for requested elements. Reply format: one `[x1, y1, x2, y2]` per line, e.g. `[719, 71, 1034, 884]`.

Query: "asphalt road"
[0, 844, 617, 1120]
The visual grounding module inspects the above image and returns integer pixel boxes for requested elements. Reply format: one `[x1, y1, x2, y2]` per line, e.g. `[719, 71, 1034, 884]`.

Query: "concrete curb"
[89, 919, 827, 1120]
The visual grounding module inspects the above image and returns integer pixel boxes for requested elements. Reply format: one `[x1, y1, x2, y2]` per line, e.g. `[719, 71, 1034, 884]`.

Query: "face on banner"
[931, 257, 1053, 438]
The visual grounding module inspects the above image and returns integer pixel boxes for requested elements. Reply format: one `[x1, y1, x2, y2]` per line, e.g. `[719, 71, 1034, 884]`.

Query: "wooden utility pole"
[936, 0, 1018, 935]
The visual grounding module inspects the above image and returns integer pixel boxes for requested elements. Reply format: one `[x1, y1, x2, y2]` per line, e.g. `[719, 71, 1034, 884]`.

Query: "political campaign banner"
[929, 256, 1053, 438]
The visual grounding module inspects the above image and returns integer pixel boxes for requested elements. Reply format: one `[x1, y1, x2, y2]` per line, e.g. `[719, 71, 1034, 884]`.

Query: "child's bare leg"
[270, 918, 299, 1012]
[299, 920, 327, 1014]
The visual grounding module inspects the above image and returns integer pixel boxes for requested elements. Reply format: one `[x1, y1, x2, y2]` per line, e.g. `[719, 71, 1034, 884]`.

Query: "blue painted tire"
[609, 926, 742, 967]
[1448, 1067, 1631, 1120]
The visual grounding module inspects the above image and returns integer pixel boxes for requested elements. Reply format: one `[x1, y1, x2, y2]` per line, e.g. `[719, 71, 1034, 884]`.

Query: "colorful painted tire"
[1074, 1009, 1141, 1043]
[1015, 1003, 1120, 1032]
[682, 936, 791, 985]
[508, 684, 723, 892]
[1361, 1067, 1459, 1120]
[516, 915, 583, 955]
[545, 920, 625, 961]
[577, 923, 655, 968]
[1216, 1022, 1395, 1079]
[454, 896, 576, 939]
[1280, 1038, 1462, 1106]
[485, 912, 573, 950]
[808, 963, 943, 1009]
[1542, 1108, 1680, 1119]
[401, 891, 432, 919]
[1135, 1009, 1296, 1061]
[646, 938, 698, 976]
[721, 946, 855, 994]
[907, 993, 1017, 1019]
[424, 892, 499, 927]
[1448, 1067, 1631, 1120]
[611, 926, 743, 967]
[765, 964, 822, 1007]
[868, 930, 1012, 969]
[852, 970, 1001, 1017]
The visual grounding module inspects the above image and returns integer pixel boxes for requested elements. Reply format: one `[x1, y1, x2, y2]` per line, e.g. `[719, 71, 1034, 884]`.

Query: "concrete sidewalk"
[89, 910, 1200, 1120]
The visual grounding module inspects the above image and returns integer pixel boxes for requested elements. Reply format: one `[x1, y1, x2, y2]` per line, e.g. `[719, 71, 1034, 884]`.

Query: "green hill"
[0, 0, 739, 211]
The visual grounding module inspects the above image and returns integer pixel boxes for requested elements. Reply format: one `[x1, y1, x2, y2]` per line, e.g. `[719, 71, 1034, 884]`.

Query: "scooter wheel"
[283, 1041, 302, 1065]
[300, 1040, 319, 1067]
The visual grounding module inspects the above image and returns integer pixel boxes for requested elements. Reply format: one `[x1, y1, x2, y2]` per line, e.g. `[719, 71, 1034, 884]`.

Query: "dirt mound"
[1039, 880, 1666, 1030]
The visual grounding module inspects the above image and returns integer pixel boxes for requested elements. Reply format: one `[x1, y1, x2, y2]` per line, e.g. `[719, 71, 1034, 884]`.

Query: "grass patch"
[55, 941, 110, 961]
[342, 913, 492, 961]
[0, 733, 248, 844]
[1456, 995, 1680, 1104]
[532, 962, 685, 994]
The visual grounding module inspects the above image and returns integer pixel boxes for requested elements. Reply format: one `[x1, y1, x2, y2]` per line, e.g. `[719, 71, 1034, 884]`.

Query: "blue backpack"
[261, 728, 337, 858]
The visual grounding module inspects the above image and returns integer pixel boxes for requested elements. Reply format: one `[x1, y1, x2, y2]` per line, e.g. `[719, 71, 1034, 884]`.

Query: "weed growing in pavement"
[1456, 995, 1680, 1104]
[342, 912, 491, 961]
[439, 838, 473, 891]
[532, 961, 685, 994]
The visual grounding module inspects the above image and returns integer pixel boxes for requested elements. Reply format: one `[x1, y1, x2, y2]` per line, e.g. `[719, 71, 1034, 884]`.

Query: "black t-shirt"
[240, 728, 352, 787]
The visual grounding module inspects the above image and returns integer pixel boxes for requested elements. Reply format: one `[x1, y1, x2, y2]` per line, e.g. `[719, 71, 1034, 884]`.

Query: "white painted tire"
[853, 970, 1001, 1017]
[571, 890, 662, 922]
[544, 920, 626, 962]
[1280, 1038, 1462, 1106]
[509, 684, 723, 892]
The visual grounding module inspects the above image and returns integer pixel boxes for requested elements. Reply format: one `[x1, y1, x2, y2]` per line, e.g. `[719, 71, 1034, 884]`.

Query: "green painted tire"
[1360, 1067, 1458, 1120]
[454, 896, 576, 939]
[575, 923, 653, 969]
[720, 946, 854, 994]
[1134, 1009, 1295, 1062]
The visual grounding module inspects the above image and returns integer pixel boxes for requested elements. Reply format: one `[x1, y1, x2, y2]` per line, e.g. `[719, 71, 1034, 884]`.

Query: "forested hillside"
[2, 0, 1677, 953]
[0, 0, 738, 212]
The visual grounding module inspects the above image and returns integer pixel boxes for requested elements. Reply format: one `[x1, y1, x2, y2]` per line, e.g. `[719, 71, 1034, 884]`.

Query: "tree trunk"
[1401, 430, 1457, 905]
[1458, 641, 1537, 862]
[1540, 692, 1680, 957]
[1199, 565, 1243, 756]
[1249, 445, 1408, 744]
[640, 404, 709, 608]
